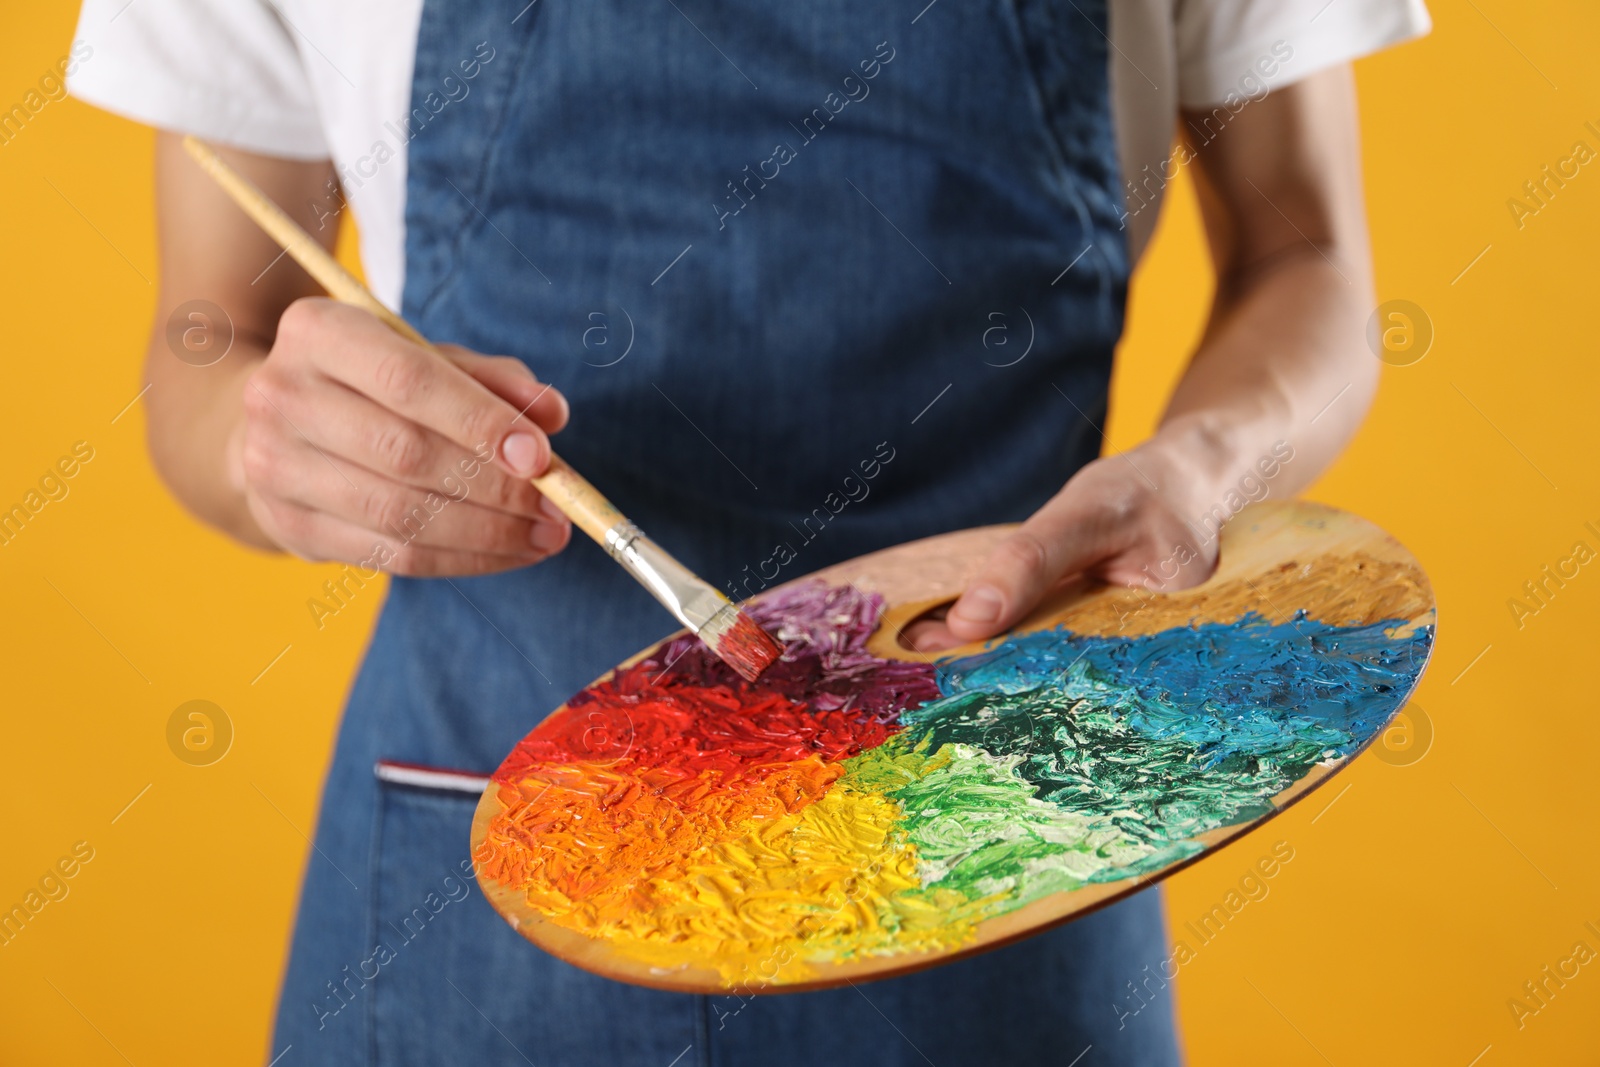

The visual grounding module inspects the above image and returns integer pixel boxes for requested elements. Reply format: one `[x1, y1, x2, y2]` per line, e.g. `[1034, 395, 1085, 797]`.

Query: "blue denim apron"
[273, 1, 1182, 1063]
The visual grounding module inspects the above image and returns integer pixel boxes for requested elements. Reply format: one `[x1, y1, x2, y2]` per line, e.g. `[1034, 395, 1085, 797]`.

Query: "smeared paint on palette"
[472, 502, 1435, 992]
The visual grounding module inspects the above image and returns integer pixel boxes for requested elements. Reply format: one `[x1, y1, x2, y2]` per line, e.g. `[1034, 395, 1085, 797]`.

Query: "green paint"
[828, 608, 1429, 940]
[906, 660, 1339, 849]
[841, 735, 1202, 920]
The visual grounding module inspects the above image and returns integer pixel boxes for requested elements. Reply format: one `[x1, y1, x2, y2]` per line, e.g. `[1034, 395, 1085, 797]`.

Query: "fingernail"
[537, 494, 567, 522]
[953, 585, 1004, 625]
[501, 433, 541, 476]
[530, 522, 567, 552]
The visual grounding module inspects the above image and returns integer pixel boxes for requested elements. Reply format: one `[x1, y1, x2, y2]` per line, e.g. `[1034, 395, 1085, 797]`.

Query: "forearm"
[894, 65, 1385, 645]
[1141, 64, 1377, 527]
[1142, 246, 1377, 521]
[142, 326, 275, 549]
[145, 132, 338, 552]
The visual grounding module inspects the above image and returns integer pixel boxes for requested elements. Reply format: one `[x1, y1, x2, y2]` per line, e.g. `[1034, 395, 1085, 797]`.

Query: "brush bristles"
[706, 609, 783, 682]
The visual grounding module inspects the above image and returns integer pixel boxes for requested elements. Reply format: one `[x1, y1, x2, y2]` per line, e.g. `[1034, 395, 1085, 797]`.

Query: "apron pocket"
[368, 760, 494, 1066]
[367, 760, 701, 1067]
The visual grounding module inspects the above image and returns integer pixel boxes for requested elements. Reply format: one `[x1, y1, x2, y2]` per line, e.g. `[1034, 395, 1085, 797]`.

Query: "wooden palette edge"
[469, 499, 1438, 994]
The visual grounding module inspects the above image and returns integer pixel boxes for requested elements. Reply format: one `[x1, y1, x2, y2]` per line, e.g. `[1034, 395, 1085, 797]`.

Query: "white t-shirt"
[68, 0, 1427, 308]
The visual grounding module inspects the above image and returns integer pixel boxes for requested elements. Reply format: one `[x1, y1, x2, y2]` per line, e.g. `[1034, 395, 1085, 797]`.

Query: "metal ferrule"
[603, 521, 732, 635]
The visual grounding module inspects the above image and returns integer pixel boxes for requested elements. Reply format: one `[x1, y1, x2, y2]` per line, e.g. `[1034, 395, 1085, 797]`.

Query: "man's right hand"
[232, 297, 572, 576]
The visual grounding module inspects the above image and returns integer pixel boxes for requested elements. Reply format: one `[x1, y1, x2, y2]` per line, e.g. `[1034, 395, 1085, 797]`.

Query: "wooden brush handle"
[529, 456, 626, 544]
[183, 135, 629, 547]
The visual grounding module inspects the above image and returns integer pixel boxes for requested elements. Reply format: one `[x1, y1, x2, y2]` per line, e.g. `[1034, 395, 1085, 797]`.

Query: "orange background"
[2, 2, 1596, 1063]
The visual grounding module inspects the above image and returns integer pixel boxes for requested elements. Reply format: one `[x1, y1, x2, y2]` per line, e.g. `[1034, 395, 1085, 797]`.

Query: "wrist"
[1138, 414, 1299, 540]
[145, 340, 279, 551]
[1137, 415, 1245, 516]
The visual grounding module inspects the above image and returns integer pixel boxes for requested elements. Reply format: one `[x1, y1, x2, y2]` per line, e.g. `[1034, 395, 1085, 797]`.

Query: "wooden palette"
[470, 500, 1435, 993]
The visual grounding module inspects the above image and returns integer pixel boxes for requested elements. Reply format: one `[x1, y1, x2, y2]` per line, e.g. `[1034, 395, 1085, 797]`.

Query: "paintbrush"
[181, 136, 781, 682]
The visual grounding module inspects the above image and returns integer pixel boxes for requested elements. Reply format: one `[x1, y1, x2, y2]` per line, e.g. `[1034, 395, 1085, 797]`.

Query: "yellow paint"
[561, 781, 946, 984]
[480, 746, 987, 984]
[5, 3, 1599, 1062]
[1046, 551, 1433, 637]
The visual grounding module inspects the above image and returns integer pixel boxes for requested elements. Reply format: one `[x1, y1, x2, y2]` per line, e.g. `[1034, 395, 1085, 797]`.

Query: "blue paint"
[933, 613, 1430, 762]
[894, 613, 1432, 845]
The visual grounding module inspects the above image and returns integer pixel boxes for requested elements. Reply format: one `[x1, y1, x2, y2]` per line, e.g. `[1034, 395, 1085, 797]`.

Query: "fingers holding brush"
[439, 345, 570, 436]
[180, 138, 781, 678]
[245, 491, 561, 577]
[230, 296, 574, 575]
[246, 357, 552, 519]
[239, 430, 569, 554]
[275, 298, 564, 480]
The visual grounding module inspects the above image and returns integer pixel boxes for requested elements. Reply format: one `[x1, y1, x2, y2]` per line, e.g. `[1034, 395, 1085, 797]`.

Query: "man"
[70, 0, 1427, 1062]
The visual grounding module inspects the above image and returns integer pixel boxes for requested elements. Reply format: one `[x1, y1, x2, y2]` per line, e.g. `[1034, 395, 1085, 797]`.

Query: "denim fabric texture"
[272, 1, 1182, 1063]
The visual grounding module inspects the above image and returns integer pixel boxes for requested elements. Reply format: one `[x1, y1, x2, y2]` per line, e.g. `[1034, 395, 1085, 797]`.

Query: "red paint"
[498, 659, 899, 784]
[494, 582, 943, 788]
[714, 609, 782, 681]
[480, 582, 943, 935]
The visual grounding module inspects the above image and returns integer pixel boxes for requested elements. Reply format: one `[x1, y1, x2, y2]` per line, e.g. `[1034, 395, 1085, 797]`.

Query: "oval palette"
[470, 500, 1435, 993]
